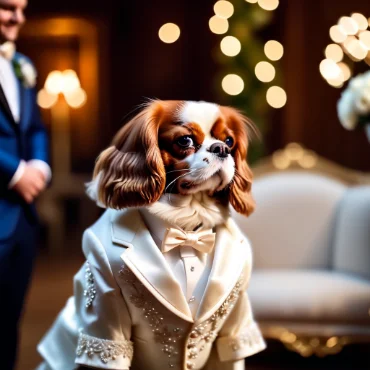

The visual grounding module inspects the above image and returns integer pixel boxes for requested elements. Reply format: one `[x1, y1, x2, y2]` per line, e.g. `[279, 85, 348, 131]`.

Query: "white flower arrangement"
[337, 70, 370, 131]
[12, 57, 37, 88]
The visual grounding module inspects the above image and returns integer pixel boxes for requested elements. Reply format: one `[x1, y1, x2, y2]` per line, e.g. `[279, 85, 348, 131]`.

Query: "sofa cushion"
[248, 270, 370, 324]
[333, 186, 370, 281]
[233, 172, 347, 269]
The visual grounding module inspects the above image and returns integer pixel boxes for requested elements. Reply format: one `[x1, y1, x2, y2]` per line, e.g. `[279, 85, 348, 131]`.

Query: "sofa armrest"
[332, 186, 370, 281]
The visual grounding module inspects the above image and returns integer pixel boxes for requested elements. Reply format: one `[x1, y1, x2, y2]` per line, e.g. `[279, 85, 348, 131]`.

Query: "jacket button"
[190, 331, 199, 338]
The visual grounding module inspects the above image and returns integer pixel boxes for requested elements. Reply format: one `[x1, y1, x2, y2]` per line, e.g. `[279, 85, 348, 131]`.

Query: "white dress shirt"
[0, 52, 51, 188]
[139, 207, 215, 318]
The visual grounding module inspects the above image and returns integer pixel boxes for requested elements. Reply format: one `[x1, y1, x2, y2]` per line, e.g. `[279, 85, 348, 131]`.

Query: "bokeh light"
[158, 23, 181, 44]
[264, 40, 284, 61]
[359, 31, 370, 50]
[337, 62, 351, 81]
[257, 0, 279, 11]
[220, 36, 241, 56]
[65, 87, 87, 109]
[214, 1, 234, 19]
[37, 89, 58, 109]
[255, 61, 276, 83]
[245, 0, 258, 3]
[45, 71, 64, 95]
[329, 25, 347, 43]
[266, 86, 287, 108]
[351, 13, 368, 31]
[346, 38, 368, 60]
[319, 59, 341, 80]
[61, 69, 80, 94]
[338, 16, 359, 36]
[222, 74, 244, 95]
[209, 15, 229, 34]
[325, 44, 344, 62]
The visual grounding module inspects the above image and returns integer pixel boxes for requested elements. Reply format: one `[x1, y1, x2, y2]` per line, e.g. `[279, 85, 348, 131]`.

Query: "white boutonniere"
[12, 57, 37, 88]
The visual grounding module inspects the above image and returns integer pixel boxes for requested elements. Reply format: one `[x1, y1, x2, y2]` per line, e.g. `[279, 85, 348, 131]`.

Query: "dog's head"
[92, 100, 255, 217]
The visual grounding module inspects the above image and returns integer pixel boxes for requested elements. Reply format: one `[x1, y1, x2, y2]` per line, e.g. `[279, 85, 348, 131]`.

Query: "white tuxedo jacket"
[37, 208, 265, 370]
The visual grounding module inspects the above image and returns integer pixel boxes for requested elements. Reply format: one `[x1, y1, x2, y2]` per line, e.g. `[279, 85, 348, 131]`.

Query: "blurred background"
[16, 0, 370, 369]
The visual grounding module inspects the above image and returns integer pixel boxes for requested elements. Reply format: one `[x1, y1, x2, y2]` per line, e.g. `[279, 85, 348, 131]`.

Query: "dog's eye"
[176, 136, 194, 148]
[225, 136, 234, 147]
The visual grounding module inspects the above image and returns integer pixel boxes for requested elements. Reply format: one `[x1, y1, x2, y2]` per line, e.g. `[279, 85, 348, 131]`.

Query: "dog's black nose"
[209, 143, 230, 158]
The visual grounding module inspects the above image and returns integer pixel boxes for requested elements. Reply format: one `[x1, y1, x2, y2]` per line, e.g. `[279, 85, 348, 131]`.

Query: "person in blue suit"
[0, 0, 51, 369]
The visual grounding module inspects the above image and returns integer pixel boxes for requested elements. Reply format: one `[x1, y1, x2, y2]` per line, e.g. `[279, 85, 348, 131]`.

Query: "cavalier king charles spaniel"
[88, 100, 255, 231]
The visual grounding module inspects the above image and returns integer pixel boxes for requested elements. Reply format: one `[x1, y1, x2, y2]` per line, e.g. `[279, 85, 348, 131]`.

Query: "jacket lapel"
[111, 209, 194, 323]
[194, 218, 251, 324]
[0, 82, 16, 125]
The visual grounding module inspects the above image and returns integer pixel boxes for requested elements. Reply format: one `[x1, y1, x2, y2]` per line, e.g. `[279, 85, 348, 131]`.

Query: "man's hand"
[13, 165, 47, 203]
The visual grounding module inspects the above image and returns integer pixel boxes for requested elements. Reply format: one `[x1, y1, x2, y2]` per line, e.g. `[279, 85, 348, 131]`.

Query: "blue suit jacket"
[0, 53, 49, 241]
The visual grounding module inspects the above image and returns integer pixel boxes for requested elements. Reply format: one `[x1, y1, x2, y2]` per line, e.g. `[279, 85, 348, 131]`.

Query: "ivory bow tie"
[161, 228, 216, 254]
[0, 42, 15, 61]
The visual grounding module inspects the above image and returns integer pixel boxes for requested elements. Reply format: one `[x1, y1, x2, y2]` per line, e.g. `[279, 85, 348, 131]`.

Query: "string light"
[319, 59, 341, 80]
[329, 25, 347, 43]
[325, 44, 343, 62]
[351, 13, 368, 31]
[257, 0, 279, 11]
[220, 36, 241, 56]
[214, 1, 234, 19]
[337, 62, 351, 81]
[222, 74, 244, 95]
[158, 23, 180, 44]
[359, 30, 370, 50]
[264, 40, 284, 61]
[339, 16, 359, 36]
[266, 86, 287, 108]
[255, 61, 275, 82]
[209, 15, 229, 34]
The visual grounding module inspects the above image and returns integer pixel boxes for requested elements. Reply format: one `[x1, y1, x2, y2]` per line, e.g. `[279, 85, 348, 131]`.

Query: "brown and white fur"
[87, 100, 255, 231]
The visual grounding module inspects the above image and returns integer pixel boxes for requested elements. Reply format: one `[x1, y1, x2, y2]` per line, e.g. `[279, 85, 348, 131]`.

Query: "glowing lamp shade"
[351, 13, 368, 31]
[220, 36, 241, 57]
[329, 25, 347, 43]
[159, 23, 180, 44]
[61, 69, 80, 94]
[209, 15, 229, 34]
[266, 86, 287, 109]
[257, 0, 279, 11]
[37, 88, 58, 109]
[264, 40, 284, 61]
[255, 61, 276, 83]
[213, 1, 234, 19]
[45, 71, 64, 95]
[65, 88, 87, 109]
[325, 44, 344, 62]
[222, 74, 244, 95]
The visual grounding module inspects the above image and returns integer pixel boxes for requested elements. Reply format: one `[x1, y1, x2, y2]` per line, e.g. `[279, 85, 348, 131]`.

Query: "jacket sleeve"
[0, 148, 21, 184]
[215, 288, 266, 364]
[28, 87, 50, 164]
[74, 229, 133, 369]
[37, 228, 133, 370]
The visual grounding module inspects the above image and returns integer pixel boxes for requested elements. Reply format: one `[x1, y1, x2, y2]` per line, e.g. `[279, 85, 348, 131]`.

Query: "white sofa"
[233, 151, 370, 357]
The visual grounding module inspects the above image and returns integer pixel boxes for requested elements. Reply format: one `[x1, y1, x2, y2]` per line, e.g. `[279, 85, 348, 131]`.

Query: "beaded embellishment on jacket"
[185, 278, 244, 369]
[83, 262, 96, 308]
[228, 322, 264, 352]
[119, 266, 184, 368]
[76, 331, 134, 363]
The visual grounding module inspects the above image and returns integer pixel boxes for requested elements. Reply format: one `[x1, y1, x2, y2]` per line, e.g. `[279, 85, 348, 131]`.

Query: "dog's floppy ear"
[92, 102, 166, 209]
[221, 107, 256, 217]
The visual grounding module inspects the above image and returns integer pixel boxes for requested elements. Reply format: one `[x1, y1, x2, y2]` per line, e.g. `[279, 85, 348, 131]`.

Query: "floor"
[16, 251, 370, 370]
